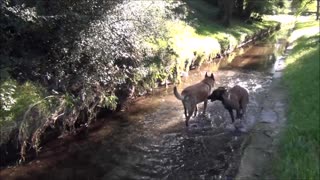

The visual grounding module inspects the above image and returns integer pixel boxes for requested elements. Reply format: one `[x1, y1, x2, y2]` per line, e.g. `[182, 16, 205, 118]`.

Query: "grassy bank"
[275, 19, 319, 179]
[166, 0, 279, 80]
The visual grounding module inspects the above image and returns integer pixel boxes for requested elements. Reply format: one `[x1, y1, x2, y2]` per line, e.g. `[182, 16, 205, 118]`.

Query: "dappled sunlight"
[176, 37, 220, 58]
[285, 20, 320, 66]
[289, 26, 319, 43]
[167, 21, 221, 64]
[264, 14, 296, 24]
[285, 47, 318, 66]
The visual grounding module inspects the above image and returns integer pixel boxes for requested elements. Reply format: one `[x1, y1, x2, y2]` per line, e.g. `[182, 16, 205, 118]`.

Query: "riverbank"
[274, 19, 319, 179]
[0, 36, 284, 180]
[236, 17, 319, 179]
[0, 0, 281, 167]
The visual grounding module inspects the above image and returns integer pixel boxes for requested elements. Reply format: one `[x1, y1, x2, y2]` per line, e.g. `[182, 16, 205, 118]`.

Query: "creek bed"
[0, 38, 287, 180]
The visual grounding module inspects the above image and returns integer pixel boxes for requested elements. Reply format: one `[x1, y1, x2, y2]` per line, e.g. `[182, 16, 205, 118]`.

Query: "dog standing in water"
[208, 85, 249, 124]
[174, 72, 215, 127]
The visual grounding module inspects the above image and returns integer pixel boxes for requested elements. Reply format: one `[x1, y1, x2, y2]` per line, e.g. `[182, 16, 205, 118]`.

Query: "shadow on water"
[0, 38, 287, 180]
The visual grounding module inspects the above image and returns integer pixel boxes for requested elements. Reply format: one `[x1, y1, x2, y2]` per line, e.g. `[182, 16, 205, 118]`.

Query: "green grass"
[275, 20, 320, 179]
[295, 20, 319, 29]
[161, 0, 280, 80]
[144, 0, 287, 85]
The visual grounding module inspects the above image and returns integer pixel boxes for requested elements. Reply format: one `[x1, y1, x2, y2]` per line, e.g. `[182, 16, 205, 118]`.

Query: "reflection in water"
[0, 40, 282, 180]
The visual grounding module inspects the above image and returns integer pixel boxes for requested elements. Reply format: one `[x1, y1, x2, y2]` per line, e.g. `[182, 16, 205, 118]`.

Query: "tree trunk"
[235, 0, 244, 17]
[217, 0, 235, 26]
[243, 0, 254, 19]
[222, 0, 234, 26]
[317, 0, 320, 20]
[217, 0, 224, 19]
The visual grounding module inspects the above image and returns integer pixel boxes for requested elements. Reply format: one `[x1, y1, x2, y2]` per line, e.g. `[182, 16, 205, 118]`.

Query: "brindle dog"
[208, 85, 249, 123]
[174, 72, 215, 127]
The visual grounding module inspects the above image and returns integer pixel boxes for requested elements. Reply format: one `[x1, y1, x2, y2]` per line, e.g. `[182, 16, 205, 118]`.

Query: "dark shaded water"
[0, 41, 285, 180]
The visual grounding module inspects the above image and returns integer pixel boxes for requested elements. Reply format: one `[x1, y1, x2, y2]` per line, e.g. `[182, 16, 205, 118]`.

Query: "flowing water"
[0, 39, 287, 180]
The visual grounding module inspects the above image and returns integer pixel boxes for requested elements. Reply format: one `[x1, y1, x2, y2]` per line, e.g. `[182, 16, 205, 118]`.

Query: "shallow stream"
[0, 38, 287, 180]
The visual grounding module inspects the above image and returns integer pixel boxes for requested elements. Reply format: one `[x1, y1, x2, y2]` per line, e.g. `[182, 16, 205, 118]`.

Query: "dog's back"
[174, 73, 215, 103]
[209, 85, 249, 123]
[173, 73, 215, 126]
[229, 85, 249, 108]
[181, 80, 213, 104]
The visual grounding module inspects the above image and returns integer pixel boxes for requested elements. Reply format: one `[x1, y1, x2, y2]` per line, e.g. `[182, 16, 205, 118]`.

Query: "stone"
[260, 109, 277, 123]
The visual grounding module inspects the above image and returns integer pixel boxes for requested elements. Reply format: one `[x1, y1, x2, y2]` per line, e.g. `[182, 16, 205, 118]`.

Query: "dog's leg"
[236, 109, 241, 119]
[228, 108, 235, 123]
[240, 100, 248, 119]
[194, 104, 198, 117]
[182, 101, 188, 118]
[186, 112, 192, 127]
[185, 115, 191, 126]
[186, 106, 195, 127]
[203, 100, 208, 115]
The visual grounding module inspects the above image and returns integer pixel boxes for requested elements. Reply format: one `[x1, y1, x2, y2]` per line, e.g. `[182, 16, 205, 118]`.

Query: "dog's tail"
[173, 86, 184, 100]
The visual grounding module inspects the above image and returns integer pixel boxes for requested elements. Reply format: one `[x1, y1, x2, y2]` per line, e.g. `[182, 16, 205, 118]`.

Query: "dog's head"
[204, 72, 215, 86]
[208, 87, 227, 102]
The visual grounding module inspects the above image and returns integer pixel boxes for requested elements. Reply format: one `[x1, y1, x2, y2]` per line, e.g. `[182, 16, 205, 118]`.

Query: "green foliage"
[0, 79, 47, 145]
[63, 93, 76, 109]
[247, 0, 284, 14]
[101, 95, 118, 111]
[0, 80, 45, 124]
[295, 19, 319, 29]
[291, 0, 316, 15]
[275, 21, 320, 179]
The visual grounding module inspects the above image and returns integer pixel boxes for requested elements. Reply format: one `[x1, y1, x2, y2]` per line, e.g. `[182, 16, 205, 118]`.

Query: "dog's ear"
[210, 73, 214, 80]
[205, 72, 208, 77]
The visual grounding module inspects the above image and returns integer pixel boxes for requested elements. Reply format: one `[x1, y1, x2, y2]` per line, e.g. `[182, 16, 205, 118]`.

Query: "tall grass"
[275, 20, 320, 179]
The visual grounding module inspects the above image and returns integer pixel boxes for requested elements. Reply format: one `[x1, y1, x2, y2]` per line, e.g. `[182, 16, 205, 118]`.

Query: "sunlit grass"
[274, 19, 320, 179]
[163, 1, 281, 76]
[289, 20, 320, 43]
[264, 14, 296, 24]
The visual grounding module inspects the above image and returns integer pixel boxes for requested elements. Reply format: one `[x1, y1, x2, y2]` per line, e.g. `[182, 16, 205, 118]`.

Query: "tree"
[317, 0, 319, 20]
[291, 0, 315, 16]
[0, 0, 182, 163]
[235, 0, 245, 17]
[216, 0, 285, 24]
[217, 0, 235, 26]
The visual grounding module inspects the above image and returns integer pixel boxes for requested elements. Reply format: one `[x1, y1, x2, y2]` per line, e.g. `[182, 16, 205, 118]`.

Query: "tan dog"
[208, 85, 249, 123]
[174, 72, 215, 126]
